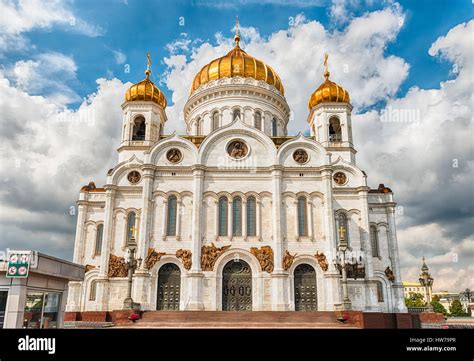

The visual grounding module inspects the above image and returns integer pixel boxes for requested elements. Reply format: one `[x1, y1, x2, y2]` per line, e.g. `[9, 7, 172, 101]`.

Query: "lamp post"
[123, 226, 142, 310]
[334, 225, 352, 311]
[464, 288, 472, 303]
[418, 257, 434, 312]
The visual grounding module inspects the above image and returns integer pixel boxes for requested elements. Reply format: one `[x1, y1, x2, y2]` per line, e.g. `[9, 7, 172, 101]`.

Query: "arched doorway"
[222, 260, 252, 311]
[157, 263, 181, 310]
[294, 264, 317, 311]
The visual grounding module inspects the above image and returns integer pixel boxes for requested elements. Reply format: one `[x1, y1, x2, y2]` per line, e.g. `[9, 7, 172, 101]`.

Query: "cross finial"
[323, 53, 330, 80]
[145, 52, 152, 80]
[234, 15, 240, 46]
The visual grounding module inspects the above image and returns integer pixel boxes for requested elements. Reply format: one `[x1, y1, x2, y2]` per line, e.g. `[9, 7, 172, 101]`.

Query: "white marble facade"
[66, 47, 407, 314]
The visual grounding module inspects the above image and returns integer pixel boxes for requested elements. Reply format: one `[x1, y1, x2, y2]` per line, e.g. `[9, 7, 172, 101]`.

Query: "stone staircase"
[119, 311, 356, 328]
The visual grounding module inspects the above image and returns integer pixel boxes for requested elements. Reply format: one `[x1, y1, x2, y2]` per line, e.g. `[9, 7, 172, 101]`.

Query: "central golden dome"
[191, 32, 284, 96]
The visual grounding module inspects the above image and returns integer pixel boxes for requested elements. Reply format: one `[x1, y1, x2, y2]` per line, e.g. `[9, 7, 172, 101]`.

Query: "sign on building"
[6, 251, 32, 278]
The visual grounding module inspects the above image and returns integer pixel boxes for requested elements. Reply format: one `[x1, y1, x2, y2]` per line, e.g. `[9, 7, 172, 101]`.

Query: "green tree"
[430, 300, 448, 316]
[449, 299, 468, 317]
[405, 293, 426, 307]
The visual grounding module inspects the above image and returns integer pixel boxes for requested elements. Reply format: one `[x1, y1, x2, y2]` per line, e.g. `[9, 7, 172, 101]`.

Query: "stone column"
[186, 165, 205, 310]
[214, 200, 219, 240]
[176, 199, 182, 241]
[242, 199, 247, 238]
[3, 278, 27, 328]
[294, 200, 299, 241]
[308, 200, 314, 240]
[358, 186, 376, 311]
[387, 200, 407, 312]
[227, 199, 232, 238]
[161, 199, 167, 240]
[321, 163, 341, 309]
[73, 199, 88, 264]
[270, 166, 289, 310]
[256, 199, 262, 241]
[96, 186, 116, 311]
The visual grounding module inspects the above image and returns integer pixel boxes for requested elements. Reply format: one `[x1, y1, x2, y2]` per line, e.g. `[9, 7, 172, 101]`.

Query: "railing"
[329, 134, 342, 142]
[407, 307, 428, 313]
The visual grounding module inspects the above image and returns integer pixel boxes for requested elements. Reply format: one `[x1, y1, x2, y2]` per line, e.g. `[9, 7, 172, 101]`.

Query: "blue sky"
[7, 0, 472, 107]
[0, 0, 472, 291]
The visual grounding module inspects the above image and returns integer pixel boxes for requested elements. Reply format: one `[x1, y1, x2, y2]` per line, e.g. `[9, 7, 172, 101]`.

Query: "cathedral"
[66, 25, 407, 314]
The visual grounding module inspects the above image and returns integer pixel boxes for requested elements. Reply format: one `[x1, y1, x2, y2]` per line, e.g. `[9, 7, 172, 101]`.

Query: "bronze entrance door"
[157, 263, 181, 310]
[222, 260, 252, 311]
[294, 264, 317, 311]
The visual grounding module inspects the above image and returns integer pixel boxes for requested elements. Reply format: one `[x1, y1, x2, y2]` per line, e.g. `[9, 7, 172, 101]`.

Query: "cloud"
[6, 52, 80, 105]
[0, 0, 103, 53]
[194, 0, 326, 9]
[113, 50, 126, 65]
[0, 75, 129, 259]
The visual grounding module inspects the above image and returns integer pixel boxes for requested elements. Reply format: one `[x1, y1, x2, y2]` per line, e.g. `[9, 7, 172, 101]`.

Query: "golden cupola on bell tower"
[119, 53, 168, 161]
[307, 54, 355, 163]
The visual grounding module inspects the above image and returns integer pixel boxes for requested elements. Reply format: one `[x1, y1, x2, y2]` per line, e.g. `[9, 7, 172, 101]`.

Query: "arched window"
[246, 196, 256, 236]
[376, 281, 384, 302]
[232, 197, 242, 236]
[297, 196, 308, 237]
[167, 195, 177, 236]
[212, 111, 219, 131]
[132, 116, 146, 140]
[272, 118, 278, 136]
[254, 112, 262, 130]
[94, 224, 103, 256]
[196, 117, 202, 136]
[337, 213, 349, 245]
[370, 225, 380, 257]
[89, 280, 97, 301]
[329, 117, 342, 142]
[126, 211, 136, 244]
[233, 109, 241, 121]
[218, 196, 228, 236]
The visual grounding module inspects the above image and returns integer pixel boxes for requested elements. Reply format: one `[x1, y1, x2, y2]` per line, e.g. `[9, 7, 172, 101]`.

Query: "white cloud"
[113, 50, 126, 65]
[7, 52, 79, 105]
[0, 0, 103, 53]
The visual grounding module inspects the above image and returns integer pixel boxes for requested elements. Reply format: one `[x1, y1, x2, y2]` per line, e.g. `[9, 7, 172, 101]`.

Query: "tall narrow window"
[254, 112, 262, 130]
[329, 117, 342, 142]
[233, 109, 241, 121]
[89, 280, 97, 301]
[196, 117, 202, 136]
[272, 118, 278, 136]
[297, 196, 308, 237]
[370, 225, 380, 257]
[94, 224, 103, 256]
[132, 116, 146, 140]
[232, 197, 242, 236]
[376, 281, 384, 302]
[247, 196, 256, 236]
[167, 196, 177, 236]
[212, 111, 219, 131]
[218, 197, 228, 236]
[126, 211, 136, 244]
[337, 213, 349, 245]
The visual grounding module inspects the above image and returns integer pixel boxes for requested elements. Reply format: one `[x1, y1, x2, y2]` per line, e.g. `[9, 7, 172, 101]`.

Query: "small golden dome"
[308, 53, 350, 109]
[125, 53, 167, 108]
[190, 19, 284, 96]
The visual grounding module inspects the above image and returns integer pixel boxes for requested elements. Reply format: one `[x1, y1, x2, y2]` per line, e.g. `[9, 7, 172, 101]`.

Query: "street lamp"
[333, 225, 352, 311]
[123, 226, 142, 310]
[464, 288, 472, 303]
[418, 257, 434, 312]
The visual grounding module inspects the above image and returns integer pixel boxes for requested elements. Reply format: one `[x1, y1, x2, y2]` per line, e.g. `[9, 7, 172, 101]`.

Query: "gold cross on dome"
[147, 52, 151, 70]
[339, 225, 346, 240]
[235, 16, 239, 37]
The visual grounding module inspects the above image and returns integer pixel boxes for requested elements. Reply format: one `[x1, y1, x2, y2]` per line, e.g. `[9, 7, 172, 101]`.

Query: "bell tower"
[119, 53, 167, 161]
[307, 54, 355, 164]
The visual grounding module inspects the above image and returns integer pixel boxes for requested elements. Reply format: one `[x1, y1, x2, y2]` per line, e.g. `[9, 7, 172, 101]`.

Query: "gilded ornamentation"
[127, 171, 141, 184]
[283, 250, 296, 271]
[166, 148, 182, 163]
[227, 140, 248, 159]
[385, 266, 395, 282]
[333, 172, 347, 185]
[315, 251, 329, 271]
[293, 149, 308, 164]
[107, 254, 128, 277]
[251, 246, 274, 273]
[176, 249, 192, 270]
[84, 264, 96, 273]
[201, 243, 231, 271]
[145, 248, 166, 270]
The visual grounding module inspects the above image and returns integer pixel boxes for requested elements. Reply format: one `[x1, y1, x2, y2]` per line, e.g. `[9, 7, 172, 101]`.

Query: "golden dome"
[190, 22, 284, 96]
[125, 53, 167, 108]
[308, 54, 350, 109]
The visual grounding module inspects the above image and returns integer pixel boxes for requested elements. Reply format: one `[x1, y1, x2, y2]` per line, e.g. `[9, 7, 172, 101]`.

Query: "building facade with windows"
[66, 29, 406, 314]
